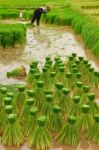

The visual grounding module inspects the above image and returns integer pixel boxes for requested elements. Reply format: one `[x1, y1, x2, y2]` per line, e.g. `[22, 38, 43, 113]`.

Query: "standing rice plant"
[69, 96, 81, 116]
[92, 71, 99, 88]
[0, 87, 7, 109]
[54, 83, 63, 104]
[76, 105, 93, 133]
[42, 67, 50, 89]
[27, 89, 35, 98]
[87, 93, 99, 116]
[26, 69, 36, 88]
[56, 66, 65, 84]
[2, 114, 24, 146]
[20, 98, 35, 123]
[35, 81, 44, 109]
[16, 85, 26, 110]
[59, 88, 71, 114]
[65, 71, 73, 88]
[29, 116, 52, 150]
[58, 116, 79, 146]
[74, 81, 83, 96]
[23, 107, 38, 137]
[1, 105, 13, 134]
[41, 94, 53, 119]
[49, 72, 56, 92]
[80, 85, 90, 104]
[48, 105, 63, 133]
[88, 114, 99, 144]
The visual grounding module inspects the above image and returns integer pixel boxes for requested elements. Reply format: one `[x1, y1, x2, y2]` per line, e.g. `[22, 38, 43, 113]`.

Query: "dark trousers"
[31, 16, 41, 26]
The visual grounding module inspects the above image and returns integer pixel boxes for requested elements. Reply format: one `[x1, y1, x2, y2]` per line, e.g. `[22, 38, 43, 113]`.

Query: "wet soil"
[0, 22, 99, 150]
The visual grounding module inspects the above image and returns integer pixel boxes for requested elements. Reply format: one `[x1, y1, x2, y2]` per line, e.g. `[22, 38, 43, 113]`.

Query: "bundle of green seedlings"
[0, 24, 26, 48]
[7, 65, 26, 78]
[0, 54, 99, 149]
[0, 9, 20, 19]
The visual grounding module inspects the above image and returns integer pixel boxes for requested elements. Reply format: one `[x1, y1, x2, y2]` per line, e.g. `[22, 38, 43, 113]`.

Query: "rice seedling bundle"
[41, 94, 53, 119]
[23, 107, 38, 137]
[16, 85, 26, 110]
[69, 96, 81, 116]
[58, 116, 80, 146]
[54, 83, 63, 104]
[76, 105, 93, 133]
[87, 93, 99, 116]
[48, 105, 62, 132]
[0, 87, 7, 109]
[65, 71, 73, 88]
[92, 71, 99, 88]
[35, 80, 44, 108]
[88, 114, 99, 143]
[80, 85, 90, 104]
[2, 114, 23, 146]
[26, 68, 36, 88]
[29, 116, 52, 149]
[7, 66, 26, 78]
[20, 98, 35, 123]
[74, 81, 83, 96]
[59, 87, 71, 114]
[0, 9, 20, 19]
[49, 71, 56, 92]
[1, 105, 13, 134]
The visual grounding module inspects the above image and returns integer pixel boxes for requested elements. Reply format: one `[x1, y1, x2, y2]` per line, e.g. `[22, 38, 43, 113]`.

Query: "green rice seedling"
[48, 105, 62, 133]
[80, 85, 90, 104]
[27, 89, 35, 98]
[26, 69, 36, 88]
[54, 83, 63, 104]
[41, 94, 53, 119]
[23, 107, 38, 137]
[76, 105, 93, 133]
[1, 105, 13, 134]
[7, 66, 26, 78]
[93, 41, 99, 57]
[88, 114, 99, 144]
[69, 96, 81, 116]
[87, 93, 99, 116]
[35, 81, 44, 108]
[49, 71, 56, 92]
[20, 98, 35, 123]
[59, 88, 71, 114]
[0, 87, 7, 108]
[53, 57, 63, 72]
[66, 55, 75, 71]
[65, 71, 73, 88]
[34, 73, 41, 88]
[92, 71, 99, 88]
[30, 60, 40, 74]
[29, 116, 52, 149]
[16, 85, 26, 110]
[58, 116, 79, 146]
[56, 66, 65, 83]
[74, 81, 83, 96]
[2, 114, 23, 146]
[42, 67, 50, 89]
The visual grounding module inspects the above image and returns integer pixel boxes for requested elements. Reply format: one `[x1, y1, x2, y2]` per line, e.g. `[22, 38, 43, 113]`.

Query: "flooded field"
[0, 23, 99, 85]
[0, 22, 99, 150]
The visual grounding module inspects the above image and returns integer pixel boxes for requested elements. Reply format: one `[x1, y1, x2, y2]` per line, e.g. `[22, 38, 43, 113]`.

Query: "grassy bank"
[0, 24, 26, 48]
[41, 7, 99, 57]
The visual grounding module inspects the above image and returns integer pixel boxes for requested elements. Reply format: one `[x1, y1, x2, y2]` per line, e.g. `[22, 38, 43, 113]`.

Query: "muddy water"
[0, 23, 99, 150]
[0, 24, 99, 84]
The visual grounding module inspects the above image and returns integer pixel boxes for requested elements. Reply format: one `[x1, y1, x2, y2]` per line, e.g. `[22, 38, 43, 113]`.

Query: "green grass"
[0, 24, 26, 48]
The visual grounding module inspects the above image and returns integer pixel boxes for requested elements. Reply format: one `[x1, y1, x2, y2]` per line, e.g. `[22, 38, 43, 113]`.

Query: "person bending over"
[31, 6, 51, 26]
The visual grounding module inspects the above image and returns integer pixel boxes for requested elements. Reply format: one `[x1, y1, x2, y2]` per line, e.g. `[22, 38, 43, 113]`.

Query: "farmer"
[31, 6, 51, 26]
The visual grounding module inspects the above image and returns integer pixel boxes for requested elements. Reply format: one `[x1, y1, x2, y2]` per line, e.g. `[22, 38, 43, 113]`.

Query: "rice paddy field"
[0, 0, 99, 150]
